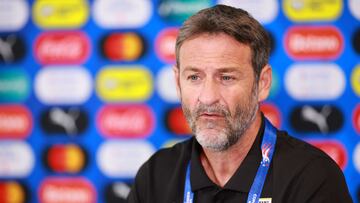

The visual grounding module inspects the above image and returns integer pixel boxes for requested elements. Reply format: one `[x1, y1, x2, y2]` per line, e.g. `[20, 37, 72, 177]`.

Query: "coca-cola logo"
[34, 31, 90, 64]
[97, 105, 155, 138]
[284, 26, 343, 60]
[39, 177, 96, 203]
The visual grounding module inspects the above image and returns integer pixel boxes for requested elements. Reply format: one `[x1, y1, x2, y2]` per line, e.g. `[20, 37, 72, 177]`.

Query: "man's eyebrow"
[216, 67, 241, 73]
[182, 66, 201, 72]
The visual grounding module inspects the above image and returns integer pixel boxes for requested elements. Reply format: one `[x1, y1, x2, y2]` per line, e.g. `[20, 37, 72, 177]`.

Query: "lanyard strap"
[183, 118, 277, 203]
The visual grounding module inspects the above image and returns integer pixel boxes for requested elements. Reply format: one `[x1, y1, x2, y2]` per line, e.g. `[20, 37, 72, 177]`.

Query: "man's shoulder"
[274, 130, 342, 177]
[143, 137, 193, 169]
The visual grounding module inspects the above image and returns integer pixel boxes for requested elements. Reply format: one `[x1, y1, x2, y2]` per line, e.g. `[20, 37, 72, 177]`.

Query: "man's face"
[174, 33, 260, 152]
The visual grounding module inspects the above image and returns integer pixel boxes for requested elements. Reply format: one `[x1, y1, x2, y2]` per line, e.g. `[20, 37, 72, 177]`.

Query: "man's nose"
[198, 79, 220, 105]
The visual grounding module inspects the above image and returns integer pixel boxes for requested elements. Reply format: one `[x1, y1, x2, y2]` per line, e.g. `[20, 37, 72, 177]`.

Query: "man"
[127, 5, 352, 203]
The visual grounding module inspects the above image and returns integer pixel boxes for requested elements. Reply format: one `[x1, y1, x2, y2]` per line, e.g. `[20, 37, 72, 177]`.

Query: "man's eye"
[188, 75, 199, 81]
[222, 75, 233, 81]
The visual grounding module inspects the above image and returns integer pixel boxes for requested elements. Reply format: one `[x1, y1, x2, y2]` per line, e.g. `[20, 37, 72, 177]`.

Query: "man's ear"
[173, 65, 181, 100]
[257, 64, 272, 102]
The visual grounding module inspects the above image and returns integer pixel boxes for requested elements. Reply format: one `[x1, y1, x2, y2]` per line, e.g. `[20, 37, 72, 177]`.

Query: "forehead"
[178, 33, 252, 71]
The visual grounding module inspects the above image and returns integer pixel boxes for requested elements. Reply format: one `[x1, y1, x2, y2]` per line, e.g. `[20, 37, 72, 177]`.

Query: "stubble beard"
[182, 85, 259, 152]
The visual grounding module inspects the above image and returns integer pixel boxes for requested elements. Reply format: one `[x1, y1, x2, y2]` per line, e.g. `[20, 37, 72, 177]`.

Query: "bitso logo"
[97, 105, 155, 138]
[284, 26, 343, 60]
[96, 66, 153, 102]
[283, 0, 343, 22]
[34, 31, 90, 64]
[351, 65, 360, 97]
[33, 0, 89, 29]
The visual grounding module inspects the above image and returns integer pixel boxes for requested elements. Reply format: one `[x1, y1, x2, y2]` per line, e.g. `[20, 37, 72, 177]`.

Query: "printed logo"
[97, 105, 155, 138]
[260, 103, 281, 128]
[259, 198, 272, 203]
[351, 65, 360, 97]
[285, 63, 345, 100]
[32, 0, 89, 29]
[309, 140, 347, 170]
[34, 31, 90, 65]
[41, 107, 88, 136]
[93, 0, 152, 28]
[349, 0, 360, 20]
[353, 104, 360, 134]
[105, 182, 131, 202]
[97, 141, 155, 178]
[155, 28, 178, 64]
[101, 32, 144, 62]
[35, 66, 92, 105]
[96, 66, 153, 102]
[283, 0, 343, 22]
[353, 142, 360, 173]
[0, 69, 30, 102]
[284, 26, 343, 60]
[156, 66, 179, 103]
[0, 105, 32, 139]
[162, 139, 186, 148]
[0, 0, 29, 31]
[218, 0, 278, 24]
[0, 34, 26, 63]
[353, 28, 360, 54]
[0, 141, 34, 177]
[44, 144, 87, 174]
[166, 107, 191, 135]
[158, 0, 211, 23]
[290, 105, 343, 134]
[0, 181, 28, 203]
[39, 177, 96, 203]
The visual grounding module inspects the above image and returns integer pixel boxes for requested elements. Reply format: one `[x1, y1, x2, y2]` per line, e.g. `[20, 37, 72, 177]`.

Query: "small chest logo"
[259, 198, 272, 203]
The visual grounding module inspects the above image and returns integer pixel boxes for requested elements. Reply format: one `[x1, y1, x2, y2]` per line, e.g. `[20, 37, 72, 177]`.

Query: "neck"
[200, 112, 262, 187]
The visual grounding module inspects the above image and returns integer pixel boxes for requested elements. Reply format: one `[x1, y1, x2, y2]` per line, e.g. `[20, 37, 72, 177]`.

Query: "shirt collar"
[190, 115, 265, 192]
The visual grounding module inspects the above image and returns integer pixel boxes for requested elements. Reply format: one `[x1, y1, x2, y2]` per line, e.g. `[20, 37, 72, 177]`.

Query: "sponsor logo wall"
[0, 0, 359, 202]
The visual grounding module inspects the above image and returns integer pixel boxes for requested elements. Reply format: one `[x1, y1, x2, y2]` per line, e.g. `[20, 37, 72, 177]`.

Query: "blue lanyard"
[183, 118, 277, 203]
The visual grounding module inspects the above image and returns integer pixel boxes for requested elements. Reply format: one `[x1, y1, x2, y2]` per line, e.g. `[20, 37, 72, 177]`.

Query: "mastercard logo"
[44, 144, 87, 174]
[0, 181, 28, 203]
[101, 32, 144, 61]
[97, 105, 155, 138]
[0, 105, 32, 139]
[166, 107, 191, 135]
[283, 0, 343, 22]
[39, 177, 96, 203]
[155, 27, 178, 64]
[309, 140, 347, 170]
[32, 0, 89, 29]
[284, 26, 343, 60]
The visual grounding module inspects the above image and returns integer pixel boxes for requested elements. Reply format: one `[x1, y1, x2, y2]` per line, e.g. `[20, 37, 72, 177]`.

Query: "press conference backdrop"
[0, 0, 359, 202]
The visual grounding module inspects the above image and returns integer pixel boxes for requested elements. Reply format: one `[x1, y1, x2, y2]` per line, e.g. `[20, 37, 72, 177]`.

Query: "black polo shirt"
[127, 118, 353, 203]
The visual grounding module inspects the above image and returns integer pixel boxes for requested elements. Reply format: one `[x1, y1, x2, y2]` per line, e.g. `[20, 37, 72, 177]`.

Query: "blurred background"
[0, 0, 359, 202]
